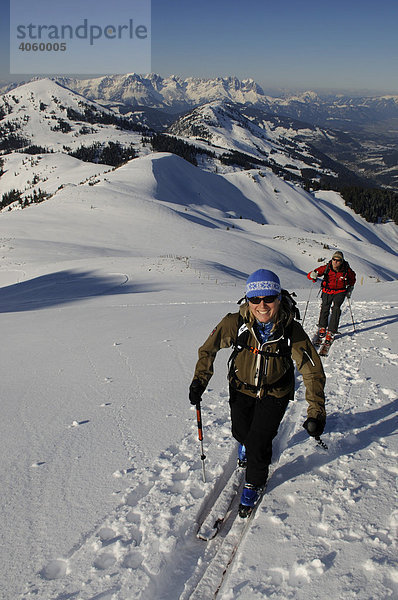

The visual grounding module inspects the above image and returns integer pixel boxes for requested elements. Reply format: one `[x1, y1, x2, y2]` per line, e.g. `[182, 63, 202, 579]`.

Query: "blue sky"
[1, 0, 397, 94]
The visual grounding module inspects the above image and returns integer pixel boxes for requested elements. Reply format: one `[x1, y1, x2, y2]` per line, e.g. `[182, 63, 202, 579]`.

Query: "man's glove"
[303, 417, 325, 437]
[189, 379, 206, 405]
[309, 271, 318, 281]
[346, 286, 354, 299]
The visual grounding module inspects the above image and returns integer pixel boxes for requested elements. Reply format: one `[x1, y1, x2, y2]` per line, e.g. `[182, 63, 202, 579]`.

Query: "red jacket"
[307, 261, 356, 295]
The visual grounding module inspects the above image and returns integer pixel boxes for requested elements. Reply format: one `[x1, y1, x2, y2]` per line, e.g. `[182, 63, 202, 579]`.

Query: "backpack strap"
[322, 261, 331, 281]
[227, 310, 295, 393]
[227, 313, 249, 373]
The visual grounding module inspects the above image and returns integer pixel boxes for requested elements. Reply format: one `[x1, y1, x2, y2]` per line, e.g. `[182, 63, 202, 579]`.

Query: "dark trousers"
[229, 387, 289, 487]
[319, 291, 346, 334]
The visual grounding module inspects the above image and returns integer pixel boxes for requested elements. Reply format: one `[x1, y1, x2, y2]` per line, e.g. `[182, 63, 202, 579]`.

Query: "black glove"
[189, 379, 206, 405]
[303, 417, 325, 437]
[346, 286, 354, 299]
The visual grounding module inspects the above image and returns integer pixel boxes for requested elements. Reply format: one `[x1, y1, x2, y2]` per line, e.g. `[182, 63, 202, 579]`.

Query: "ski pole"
[195, 403, 207, 483]
[302, 284, 313, 327]
[347, 297, 356, 331]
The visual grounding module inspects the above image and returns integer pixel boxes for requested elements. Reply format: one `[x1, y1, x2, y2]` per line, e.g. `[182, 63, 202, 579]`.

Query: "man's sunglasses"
[248, 295, 279, 304]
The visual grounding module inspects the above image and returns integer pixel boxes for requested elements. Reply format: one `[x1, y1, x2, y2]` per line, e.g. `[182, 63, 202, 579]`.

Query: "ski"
[190, 485, 266, 598]
[311, 330, 325, 347]
[319, 337, 335, 356]
[197, 466, 245, 541]
[312, 335, 323, 347]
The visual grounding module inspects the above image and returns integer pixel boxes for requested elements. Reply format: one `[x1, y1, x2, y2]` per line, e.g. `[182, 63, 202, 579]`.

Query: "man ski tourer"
[308, 250, 356, 346]
[189, 269, 326, 518]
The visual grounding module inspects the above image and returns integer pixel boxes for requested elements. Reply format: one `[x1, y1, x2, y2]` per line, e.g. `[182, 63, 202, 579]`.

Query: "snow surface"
[0, 151, 397, 600]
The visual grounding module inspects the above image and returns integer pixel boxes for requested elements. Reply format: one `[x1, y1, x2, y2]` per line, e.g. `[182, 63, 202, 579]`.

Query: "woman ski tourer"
[308, 250, 356, 345]
[189, 269, 326, 518]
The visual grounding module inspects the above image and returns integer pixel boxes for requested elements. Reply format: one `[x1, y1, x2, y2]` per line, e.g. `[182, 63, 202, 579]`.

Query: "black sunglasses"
[248, 295, 279, 304]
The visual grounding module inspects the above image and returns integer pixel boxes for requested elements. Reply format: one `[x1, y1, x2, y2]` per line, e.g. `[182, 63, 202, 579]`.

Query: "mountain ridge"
[2, 74, 398, 123]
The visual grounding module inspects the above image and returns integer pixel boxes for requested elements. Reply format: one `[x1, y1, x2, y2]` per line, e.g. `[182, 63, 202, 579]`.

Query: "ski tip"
[319, 348, 330, 357]
[197, 519, 222, 541]
[197, 532, 214, 541]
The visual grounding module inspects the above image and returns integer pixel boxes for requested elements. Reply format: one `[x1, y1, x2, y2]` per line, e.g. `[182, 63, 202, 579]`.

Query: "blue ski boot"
[238, 444, 247, 468]
[238, 483, 264, 518]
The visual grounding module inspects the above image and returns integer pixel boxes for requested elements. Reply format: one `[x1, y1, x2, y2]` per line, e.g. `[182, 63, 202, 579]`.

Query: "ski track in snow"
[21, 299, 398, 600]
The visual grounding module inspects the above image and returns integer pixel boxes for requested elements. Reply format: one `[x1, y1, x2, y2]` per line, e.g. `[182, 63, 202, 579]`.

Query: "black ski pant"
[229, 386, 289, 487]
[319, 291, 346, 334]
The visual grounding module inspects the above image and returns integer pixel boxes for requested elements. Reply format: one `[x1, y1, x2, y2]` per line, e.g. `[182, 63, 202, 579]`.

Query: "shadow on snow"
[338, 313, 398, 336]
[152, 154, 266, 225]
[0, 270, 155, 313]
[270, 397, 398, 491]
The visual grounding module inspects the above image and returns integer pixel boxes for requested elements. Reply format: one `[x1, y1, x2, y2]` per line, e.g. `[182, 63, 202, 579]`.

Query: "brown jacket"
[193, 299, 326, 421]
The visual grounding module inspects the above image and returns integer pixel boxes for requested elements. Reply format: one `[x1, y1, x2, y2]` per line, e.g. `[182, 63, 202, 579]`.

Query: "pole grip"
[196, 404, 203, 441]
[195, 403, 206, 482]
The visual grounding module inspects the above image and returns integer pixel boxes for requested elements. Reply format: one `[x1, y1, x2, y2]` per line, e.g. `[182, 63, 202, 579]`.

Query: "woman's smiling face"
[248, 297, 280, 323]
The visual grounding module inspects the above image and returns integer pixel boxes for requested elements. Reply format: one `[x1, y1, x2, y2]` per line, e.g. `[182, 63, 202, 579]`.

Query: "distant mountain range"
[1, 74, 397, 191]
[2, 73, 398, 125]
[51, 74, 398, 130]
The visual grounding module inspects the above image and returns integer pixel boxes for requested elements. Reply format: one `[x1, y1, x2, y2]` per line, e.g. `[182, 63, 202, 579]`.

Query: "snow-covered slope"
[0, 78, 143, 154]
[0, 144, 397, 598]
[2, 152, 395, 282]
[0, 152, 112, 202]
[168, 100, 340, 182]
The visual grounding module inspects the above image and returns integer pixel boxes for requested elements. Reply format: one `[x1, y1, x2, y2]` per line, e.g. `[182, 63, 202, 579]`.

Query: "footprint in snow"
[93, 552, 117, 570]
[124, 482, 154, 508]
[41, 558, 68, 580]
[122, 548, 144, 569]
[97, 527, 122, 546]
[125, 514, 143, 546]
